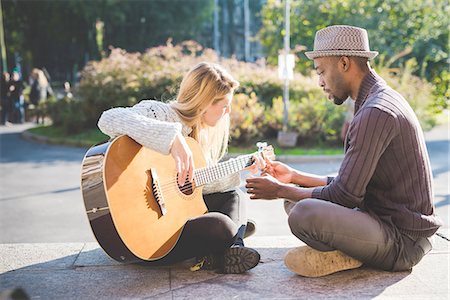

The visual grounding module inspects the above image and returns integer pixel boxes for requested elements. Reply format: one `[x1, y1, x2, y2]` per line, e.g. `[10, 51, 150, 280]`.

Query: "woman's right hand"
[261, 160, 293, 184]
[170, 133, 195, 187]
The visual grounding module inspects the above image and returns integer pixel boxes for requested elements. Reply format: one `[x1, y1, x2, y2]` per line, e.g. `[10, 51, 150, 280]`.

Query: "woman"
[98, 62, 260, 274]
[29, 68, 52, 124]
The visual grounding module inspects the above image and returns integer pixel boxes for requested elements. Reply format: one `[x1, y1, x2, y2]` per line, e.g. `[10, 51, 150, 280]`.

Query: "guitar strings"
[146, 150, 271, 200]
[157, 160, 248, 195]
[155, 163, 245, 192]
[148, 149, 273, 194]
[152, 155, 253, 191]
[155, 167, 232, 194]
[154, 164, 248, 196]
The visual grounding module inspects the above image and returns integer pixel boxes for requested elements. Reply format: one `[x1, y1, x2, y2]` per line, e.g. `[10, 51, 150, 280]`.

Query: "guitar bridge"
[146, 168, 167, 216]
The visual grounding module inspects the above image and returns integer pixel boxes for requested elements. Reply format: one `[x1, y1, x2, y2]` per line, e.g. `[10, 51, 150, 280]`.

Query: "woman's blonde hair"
[171, 62, 239, 163]
[31, 68, 48, 87]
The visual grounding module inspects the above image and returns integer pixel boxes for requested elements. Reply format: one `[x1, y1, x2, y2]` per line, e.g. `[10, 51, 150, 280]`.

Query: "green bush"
[61, 41, 437, 146]
[229, 92, 265, 143]
[263, 94, 346, 146]
[259, 0, 449, 113]
[47, 97, 87, 134]
[377, 59, 437, 130]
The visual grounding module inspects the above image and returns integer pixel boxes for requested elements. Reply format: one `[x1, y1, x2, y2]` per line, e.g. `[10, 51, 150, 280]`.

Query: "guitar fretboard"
[193, 154, 253, 187]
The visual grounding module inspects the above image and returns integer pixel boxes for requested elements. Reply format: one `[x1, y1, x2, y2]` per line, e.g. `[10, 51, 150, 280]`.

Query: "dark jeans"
[1, 99, 12, 124]
[12, 96, 24, 123]
[284, 199, 432, 271]
[142, 188, 247, 265]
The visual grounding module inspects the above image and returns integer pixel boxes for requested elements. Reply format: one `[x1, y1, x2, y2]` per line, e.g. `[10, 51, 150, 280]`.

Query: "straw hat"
[305, 25, 378, 60]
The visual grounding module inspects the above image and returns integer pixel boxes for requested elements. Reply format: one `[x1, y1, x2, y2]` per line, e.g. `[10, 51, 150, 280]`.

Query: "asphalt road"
[0, 121, 448, 243]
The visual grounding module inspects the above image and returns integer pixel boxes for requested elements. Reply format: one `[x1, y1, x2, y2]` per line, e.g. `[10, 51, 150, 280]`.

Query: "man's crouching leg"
[283, 199, 397, 277]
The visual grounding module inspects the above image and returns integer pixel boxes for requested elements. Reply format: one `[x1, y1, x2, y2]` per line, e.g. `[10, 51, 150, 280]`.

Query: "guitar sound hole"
[177, 175, 194, 195]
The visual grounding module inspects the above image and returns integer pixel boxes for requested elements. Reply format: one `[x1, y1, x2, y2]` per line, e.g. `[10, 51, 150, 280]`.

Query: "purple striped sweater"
[312, 69, 442, 238]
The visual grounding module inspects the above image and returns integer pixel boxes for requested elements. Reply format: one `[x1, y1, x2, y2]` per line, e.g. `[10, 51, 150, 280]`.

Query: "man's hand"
[245, 175, 286, 200]
[170, 133, 194, 186]
[262, 160, 293, 184]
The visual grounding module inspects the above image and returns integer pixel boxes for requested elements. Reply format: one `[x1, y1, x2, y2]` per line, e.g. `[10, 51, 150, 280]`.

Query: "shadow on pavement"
[0, 132, 86, 164]
[0, 246, 413, 299]
[0, 186, 80, 202]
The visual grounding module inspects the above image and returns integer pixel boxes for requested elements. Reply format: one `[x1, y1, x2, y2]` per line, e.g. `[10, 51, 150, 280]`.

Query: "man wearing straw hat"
[246, 25, 442, 277]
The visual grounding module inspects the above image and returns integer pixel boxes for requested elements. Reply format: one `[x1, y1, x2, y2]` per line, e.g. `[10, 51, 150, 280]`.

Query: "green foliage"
[2, 0, 214, 78]
[259, 0, 449, 111]
[47, 97, 87, 134]
[378, 59, 437, 130]
[263, 94, 345, 145]
[77, 41, 205, 128]
[67, 42, 436, 147]
[229, 92, 265, 143]
[28, 126, 109, 148]
[432, 70, 450, 113]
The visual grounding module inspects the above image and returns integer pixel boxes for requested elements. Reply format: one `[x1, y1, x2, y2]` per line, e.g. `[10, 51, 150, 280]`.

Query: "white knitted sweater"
[97, 100, 240, 194]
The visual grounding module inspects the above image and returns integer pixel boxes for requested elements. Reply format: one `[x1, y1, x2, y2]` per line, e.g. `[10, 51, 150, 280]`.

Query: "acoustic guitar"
[80, 135, 273, 263]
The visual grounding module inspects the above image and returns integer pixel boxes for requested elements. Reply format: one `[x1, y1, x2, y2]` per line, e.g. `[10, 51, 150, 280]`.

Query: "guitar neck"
[193, 154, 253, 187]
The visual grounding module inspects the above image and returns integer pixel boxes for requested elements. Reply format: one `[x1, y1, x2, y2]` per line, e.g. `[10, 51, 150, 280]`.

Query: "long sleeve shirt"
[97, 100, 240, 195]
[312, 70, 442, 238]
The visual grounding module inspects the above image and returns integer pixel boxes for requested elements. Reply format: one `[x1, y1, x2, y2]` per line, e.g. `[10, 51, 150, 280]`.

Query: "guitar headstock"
[256, 142, 275, 161]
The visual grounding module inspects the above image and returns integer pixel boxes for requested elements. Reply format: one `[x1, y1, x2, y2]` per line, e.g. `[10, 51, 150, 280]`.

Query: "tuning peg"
[256, 142, 267, 151]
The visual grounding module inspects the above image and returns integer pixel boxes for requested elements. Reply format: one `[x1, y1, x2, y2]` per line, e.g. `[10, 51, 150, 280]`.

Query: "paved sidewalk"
[0, 120, 449, 299]
[0, 235, 449, 299]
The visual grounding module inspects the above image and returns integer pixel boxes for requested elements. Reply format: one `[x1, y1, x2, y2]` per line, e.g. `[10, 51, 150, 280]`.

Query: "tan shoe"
[244, 219, 256, 239]
[284, 246, 363, 277]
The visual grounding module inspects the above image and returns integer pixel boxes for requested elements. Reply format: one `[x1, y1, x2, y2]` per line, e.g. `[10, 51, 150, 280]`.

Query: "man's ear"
[339, 56, 351, 72]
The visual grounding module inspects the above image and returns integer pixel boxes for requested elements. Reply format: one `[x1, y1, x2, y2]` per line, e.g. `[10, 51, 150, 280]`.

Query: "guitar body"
[81, 135, 208, 262]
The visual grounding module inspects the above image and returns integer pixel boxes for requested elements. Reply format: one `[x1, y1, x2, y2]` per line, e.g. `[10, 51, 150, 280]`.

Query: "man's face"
[314, 57, 348, 105]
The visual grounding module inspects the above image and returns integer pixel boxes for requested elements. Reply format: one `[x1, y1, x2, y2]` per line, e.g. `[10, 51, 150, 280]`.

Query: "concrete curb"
[21, 130, 51, 144]
[226, 152, 345, 163]
[22, 128, 345, 163]
[21, 130, 88, 148]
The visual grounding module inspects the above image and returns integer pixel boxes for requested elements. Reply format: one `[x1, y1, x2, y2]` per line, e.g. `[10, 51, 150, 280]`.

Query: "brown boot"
[284, 246, 362, 277]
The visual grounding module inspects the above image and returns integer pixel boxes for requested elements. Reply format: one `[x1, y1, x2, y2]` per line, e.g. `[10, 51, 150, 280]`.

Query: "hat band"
[315, 48, 368, 52]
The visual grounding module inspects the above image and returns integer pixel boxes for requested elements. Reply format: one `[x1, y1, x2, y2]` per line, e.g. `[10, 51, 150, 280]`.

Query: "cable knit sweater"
[97, 100, 241, 195]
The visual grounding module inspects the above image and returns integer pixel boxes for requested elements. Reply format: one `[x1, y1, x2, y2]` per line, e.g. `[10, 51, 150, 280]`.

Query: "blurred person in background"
[29, 68, 52, 124]
[9, 69, 25, 123]
[63, 81, 73, 99]
[1, 71, 12, 125]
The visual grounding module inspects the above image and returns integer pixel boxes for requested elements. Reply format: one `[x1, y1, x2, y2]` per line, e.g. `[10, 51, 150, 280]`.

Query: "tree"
[2, 0, 214, 81]
[259, 0, 449, 109]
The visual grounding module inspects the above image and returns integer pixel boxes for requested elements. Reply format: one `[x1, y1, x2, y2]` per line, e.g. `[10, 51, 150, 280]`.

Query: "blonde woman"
[98, 62, 260, 273]
[29, 68, 51, 124]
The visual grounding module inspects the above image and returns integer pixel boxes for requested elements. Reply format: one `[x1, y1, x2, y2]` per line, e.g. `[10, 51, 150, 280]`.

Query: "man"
[9, 69, 25, 123]
[246, 25, 442, 277]
[1, 72, 11, 125]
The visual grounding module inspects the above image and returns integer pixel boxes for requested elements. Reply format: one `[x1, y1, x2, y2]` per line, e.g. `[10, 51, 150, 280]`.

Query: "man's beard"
[333, 96, 346, 105]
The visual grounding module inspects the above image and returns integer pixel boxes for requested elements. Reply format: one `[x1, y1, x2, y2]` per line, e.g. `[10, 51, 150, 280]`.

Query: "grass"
[228, 144, 343, 156]
[28, 125, 344, 155]
[28, 126, 109, 147]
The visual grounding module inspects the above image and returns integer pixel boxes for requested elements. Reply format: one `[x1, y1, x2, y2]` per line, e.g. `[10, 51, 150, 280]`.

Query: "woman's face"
[202, 92, 233, 127]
